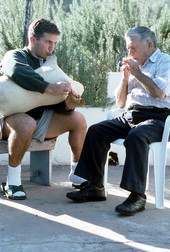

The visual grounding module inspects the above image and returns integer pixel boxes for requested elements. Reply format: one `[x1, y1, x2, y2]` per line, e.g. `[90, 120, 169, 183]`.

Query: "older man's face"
[126, 36, 153, 66]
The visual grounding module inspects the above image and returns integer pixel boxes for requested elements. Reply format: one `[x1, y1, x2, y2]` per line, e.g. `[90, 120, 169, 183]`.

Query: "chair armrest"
[107, 108, 125, 120]
[107, 109, 170, 146]
[161, 115, 170, 144]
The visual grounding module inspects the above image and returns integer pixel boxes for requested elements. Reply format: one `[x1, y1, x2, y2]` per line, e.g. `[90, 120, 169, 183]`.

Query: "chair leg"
[145, 150, 150, 191]
[30, 150, 52, 186]
[145, 166, 149, 191]
[152, 146, 166, 209]
[103, 153, 109, 197]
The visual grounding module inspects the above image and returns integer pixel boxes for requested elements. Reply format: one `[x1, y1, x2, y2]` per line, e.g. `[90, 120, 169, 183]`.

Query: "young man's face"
[126, 36, 153, 66]
[31, 32, 58, 60]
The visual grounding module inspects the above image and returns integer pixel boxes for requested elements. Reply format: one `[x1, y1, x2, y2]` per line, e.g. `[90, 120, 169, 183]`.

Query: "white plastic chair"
[0, 115, 4, 139]
[104, 108, 170, 209]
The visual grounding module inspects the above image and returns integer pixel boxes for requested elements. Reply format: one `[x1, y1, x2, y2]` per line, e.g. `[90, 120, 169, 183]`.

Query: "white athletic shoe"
[68, 172, 87, 185]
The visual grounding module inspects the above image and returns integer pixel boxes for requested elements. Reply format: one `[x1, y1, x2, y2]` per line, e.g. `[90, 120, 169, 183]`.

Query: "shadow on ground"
[0, 164, 170, 252]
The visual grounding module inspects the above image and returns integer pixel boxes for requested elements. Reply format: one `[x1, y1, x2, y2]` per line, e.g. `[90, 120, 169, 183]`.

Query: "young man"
[1, 18, 87, 200]
[66, 26, 170, 215]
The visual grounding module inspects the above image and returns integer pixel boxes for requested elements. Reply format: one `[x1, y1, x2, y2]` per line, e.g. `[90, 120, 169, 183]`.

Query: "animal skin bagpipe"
[0, 55, 85, 117]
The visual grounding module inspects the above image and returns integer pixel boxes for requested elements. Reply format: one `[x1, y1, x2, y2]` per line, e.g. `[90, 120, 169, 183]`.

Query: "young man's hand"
[44, 81, 72, 96]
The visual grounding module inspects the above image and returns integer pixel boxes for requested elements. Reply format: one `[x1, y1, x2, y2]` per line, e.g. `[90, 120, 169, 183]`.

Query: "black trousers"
[75, 108, 170, 194]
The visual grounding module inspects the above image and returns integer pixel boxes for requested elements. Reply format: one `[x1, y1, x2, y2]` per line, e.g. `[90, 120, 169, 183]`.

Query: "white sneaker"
[68, 172, 87, 185]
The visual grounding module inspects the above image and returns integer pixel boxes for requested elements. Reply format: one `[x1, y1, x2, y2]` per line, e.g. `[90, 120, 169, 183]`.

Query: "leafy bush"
[0, 0, 51, 56]
[0, 0, 25, 55]
[54, 0, 120, 106]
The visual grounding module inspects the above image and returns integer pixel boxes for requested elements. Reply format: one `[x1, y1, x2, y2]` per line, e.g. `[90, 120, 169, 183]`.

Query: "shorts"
[32, 109, 53, 142]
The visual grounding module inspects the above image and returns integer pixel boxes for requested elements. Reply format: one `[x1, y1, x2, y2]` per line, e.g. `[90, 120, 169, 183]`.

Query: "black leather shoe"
[66, 181, 106, 202]
[115, 193, 146, 216]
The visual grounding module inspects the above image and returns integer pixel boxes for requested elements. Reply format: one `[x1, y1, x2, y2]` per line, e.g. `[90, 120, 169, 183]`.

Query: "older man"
[66, 26, 170, 215]
[1, 18, 87, 200]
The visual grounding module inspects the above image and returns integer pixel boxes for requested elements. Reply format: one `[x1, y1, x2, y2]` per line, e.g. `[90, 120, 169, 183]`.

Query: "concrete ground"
[0, 164, 170, 252]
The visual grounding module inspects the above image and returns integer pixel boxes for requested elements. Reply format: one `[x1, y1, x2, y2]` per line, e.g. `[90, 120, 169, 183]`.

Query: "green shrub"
[0, 0, 51, 57]
[54, 0, 120, 106]
[0, 0, 25, 55]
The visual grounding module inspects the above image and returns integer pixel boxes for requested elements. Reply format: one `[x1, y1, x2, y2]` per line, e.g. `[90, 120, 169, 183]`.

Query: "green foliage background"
[0, 0, 170, 106]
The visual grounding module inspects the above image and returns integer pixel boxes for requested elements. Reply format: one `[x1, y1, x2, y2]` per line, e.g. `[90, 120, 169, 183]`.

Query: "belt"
[128, 104, 165, 110]
[128, 105, 155, 110]
[128, 105, 170, 111]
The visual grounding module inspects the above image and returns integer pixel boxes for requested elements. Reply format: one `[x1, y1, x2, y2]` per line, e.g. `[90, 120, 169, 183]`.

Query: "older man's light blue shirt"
[126, 48, 170, 109]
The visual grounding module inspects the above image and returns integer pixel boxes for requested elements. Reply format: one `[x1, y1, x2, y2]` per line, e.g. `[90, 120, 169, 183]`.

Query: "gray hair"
[125, 26, 157, 48]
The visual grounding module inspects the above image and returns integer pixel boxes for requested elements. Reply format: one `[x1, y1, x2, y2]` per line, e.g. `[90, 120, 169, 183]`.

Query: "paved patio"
[0, 164, 170, 252]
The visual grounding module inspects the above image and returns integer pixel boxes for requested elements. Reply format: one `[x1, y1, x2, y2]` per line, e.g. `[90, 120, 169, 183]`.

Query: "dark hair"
[28, 18, 60, 40]
[125, 26, 157, 48]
